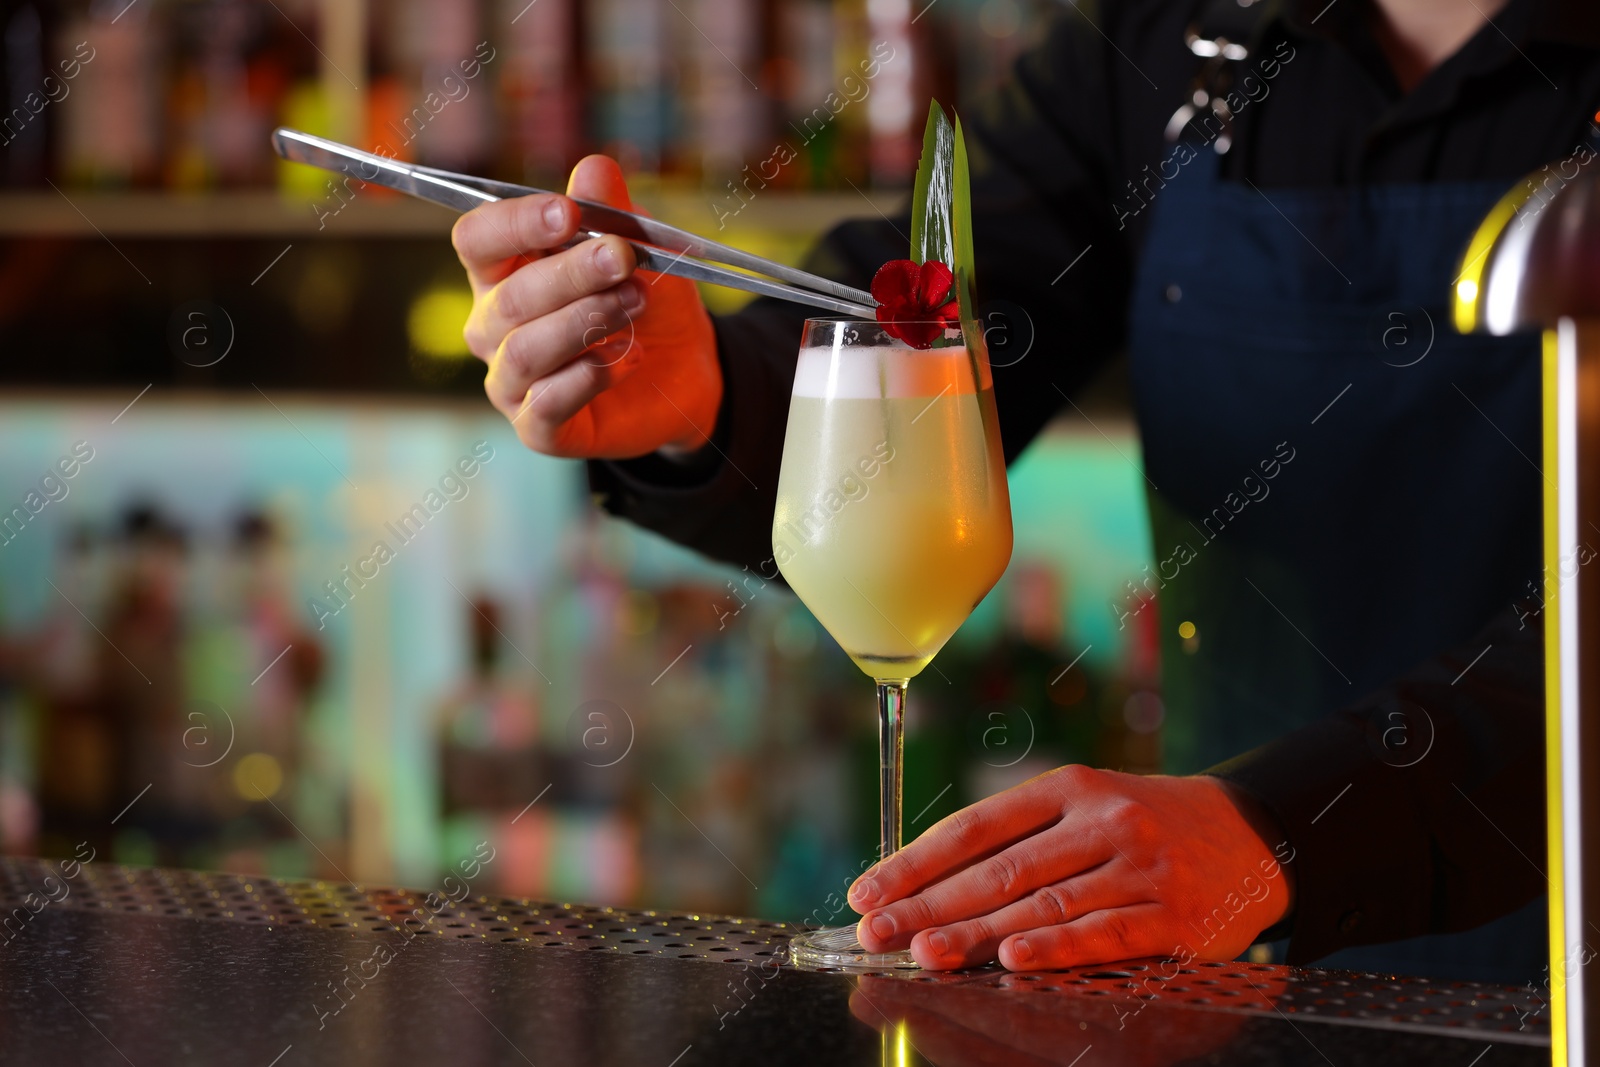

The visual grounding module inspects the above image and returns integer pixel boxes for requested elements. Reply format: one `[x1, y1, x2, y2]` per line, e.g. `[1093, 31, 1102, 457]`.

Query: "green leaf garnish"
[906, 100, 978, 339]
[951, 112, 978, 331]
[909, 101, 955, 274]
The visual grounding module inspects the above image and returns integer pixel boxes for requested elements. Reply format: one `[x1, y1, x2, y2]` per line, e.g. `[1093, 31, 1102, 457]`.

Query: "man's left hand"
[848, 766, 1294, 970]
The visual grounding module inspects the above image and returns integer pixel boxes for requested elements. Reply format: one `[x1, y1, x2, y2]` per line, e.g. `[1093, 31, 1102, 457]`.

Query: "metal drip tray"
[0, 858, 1548, 1045]
[0, 857, 791, 966]
[983, 962, 1546, 1043]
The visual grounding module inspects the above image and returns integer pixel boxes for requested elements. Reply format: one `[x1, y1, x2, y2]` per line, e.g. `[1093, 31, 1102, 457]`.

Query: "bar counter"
[0, 858, 1549, 1066]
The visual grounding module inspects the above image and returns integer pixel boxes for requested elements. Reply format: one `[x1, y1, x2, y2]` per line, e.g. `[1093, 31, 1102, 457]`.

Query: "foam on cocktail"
[775, 345, 1011, 680]
[792, 345, 990, 399]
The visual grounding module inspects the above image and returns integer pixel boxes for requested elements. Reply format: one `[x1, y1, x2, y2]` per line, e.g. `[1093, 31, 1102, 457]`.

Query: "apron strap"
[1164, 0, 1280, 154]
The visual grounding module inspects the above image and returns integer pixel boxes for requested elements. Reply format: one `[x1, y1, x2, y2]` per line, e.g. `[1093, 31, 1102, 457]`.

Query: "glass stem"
[876, 680, 907, 861]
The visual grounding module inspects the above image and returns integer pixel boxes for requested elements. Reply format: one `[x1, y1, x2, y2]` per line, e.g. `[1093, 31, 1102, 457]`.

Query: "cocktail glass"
[775, 318, 1013, 970]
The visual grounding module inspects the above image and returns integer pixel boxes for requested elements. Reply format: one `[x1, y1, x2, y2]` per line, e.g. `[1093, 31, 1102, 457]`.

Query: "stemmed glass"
[775, 318, 1013, 970]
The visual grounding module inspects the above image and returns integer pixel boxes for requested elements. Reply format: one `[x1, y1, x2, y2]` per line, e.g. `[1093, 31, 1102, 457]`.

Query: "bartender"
[451, 0, 1600, 980]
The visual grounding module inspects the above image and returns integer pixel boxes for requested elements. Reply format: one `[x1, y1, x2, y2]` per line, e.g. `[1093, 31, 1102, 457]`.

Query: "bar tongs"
[271, 128, 879, 319]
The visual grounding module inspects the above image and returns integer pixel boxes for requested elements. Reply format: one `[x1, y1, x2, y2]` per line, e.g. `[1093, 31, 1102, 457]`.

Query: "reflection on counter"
[0, 395, 1158, 924]
[850, 969, 1291, 1067]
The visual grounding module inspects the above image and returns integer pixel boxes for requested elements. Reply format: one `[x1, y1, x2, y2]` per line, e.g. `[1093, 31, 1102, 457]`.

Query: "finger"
[502, 320, 643, 442]
[502, 356, 615, 455]
[850, 768, 1082, 912]
[855, 830, 1114, 953]
[902, 866, 1142, 969]
[565, 154, 675, 283]
[467, 236, 638, 360]
[567, 153, 634, 209]
[452, 193, 581, 289]
[483, 282, 645, 414]
[997, 903, 1169, 972]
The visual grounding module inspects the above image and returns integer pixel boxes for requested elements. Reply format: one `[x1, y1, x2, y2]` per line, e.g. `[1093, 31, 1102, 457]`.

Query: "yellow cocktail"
[775, 319, 1013, 969]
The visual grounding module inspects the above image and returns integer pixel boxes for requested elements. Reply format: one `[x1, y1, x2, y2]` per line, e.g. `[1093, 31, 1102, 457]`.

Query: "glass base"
[788, 925, 920, 971]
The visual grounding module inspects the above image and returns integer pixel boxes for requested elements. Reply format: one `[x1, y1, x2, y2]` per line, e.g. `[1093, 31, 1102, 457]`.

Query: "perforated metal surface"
[985, 961, 1547, 1043]
[0, 858, 1548, 1044]
[0, 858, 791, 966]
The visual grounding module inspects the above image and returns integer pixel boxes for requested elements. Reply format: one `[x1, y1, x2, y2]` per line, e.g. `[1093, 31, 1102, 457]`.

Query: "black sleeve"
[587, 9, 1136, 574]
[1208, 602, 1546, 964]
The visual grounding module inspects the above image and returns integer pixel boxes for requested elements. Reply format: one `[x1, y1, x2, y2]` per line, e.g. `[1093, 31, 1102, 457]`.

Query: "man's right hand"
[452, 155, 722, 461]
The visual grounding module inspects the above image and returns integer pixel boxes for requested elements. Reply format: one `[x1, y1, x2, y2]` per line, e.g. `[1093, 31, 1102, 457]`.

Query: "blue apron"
[1126, 135, 1547, 980]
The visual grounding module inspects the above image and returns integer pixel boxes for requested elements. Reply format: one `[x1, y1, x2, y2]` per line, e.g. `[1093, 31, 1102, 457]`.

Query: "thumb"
[566, 154, 633, 211]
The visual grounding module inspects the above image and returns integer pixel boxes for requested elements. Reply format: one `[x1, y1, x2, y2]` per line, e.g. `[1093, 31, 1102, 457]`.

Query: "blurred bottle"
[165, 39, 208, 190]
[200, 0, 278, 187]
[58, 1, 159, 188]
[774, 0, 838, 188]
[435, 594, 543, 893]
[385, 0, 494, 172]
[2, 3, 51, 186]
[227, 511, 325, 806]
[684, 0, 765, 183]
[98, 504, 208, 866]
[587, 0, 671, 177]
[1100, 586, 1164, 775]
[362, 3, 411, 175]
[277, 78, 333, 198]
[497, 0, 581, 186]
[861, 0, 916, 186]
[268, 2, 331, 198]
[437, 595, 541, 812]
[30, 525, 111, 857]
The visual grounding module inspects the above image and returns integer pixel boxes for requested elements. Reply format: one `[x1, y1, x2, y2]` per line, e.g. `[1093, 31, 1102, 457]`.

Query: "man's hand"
[848, 766, 1294, 971]
[452, 155, 721, 460]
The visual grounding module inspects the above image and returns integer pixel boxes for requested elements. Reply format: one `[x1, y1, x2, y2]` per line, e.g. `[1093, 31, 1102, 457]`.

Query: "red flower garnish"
[870, 259, 961, 349]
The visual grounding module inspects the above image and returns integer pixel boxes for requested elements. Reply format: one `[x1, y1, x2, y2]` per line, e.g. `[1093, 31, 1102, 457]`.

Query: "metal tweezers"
[271, 128, 879, 319]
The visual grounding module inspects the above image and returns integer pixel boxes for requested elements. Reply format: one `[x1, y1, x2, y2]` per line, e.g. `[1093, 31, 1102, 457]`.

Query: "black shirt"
[589, 0, 1600, 964]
